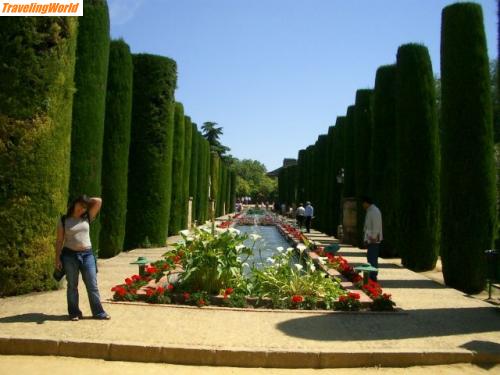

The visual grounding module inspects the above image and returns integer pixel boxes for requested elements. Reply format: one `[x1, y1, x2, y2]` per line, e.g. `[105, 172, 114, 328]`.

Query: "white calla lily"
[266, 257, 276, 264]
[235, 244, 246, 252]
[249, 234, 261, 241]
[179, 229, 190, 237]
[228, 227, 241, 235]
[296, 244, 307, 253]
[294, 263, 303, 271]
[276, 246, 284, 252]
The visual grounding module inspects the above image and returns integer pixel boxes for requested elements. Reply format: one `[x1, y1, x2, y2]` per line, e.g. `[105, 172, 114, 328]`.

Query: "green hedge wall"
[196, 138, 210, 223]
[181, 116, 193, 229]
[210, 152, 220, 220]
[99, 40, 133, 258]
[168, 103, 185, 235]
[124, 54, 177, 249]
[0, 17, 78, 296]
[372, 64, 399, 258]
[297, 150, 307, 204]
[230, 170, 237, 213]
[344, 105, 356, 198]
[189, 124, 200, 223]
[396, 43, 440, 271]
[441, 3, 495, 293]
[333, 116, 346, 235]
[69, 0, 110, 250]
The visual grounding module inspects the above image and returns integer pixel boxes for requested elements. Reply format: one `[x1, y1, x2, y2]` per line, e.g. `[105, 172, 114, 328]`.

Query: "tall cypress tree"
[189, 124, 200, 223]
[168, 102, 185, 235]
[441, 3, 495, 292]
[372, 64, 399, 258]
[181, 116, 193, 229]
[197, 138, 210, 223]
[396, 43, 440, 271]
[124, 54, 177, 249]
[297, 149, 307, 204]
[0, 17, 78, 296]
[69, 0, 110, 250]
[344, 105, 356, 198]
[210, 152, 220, 223]
[325, 125, 336, 233]
[333, 117, 347, 235]
[229, 171, 237, 213]
[99, 40, 133, 258]
[354, 90, 374, 245]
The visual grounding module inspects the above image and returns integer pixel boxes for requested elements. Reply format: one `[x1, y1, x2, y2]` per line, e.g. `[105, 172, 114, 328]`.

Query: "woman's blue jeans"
[61, 248, 106, 318]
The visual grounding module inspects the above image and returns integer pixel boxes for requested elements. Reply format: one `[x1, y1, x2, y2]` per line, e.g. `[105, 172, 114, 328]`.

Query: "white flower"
[318, 257, 328, 265]
[242, 262, 250, 268]
[297, 244, 307, 253]
[309, 263, 316, 272]
[266, 257, 276, 264]
[186, 237, 194, 242]
[200, 226, 211, 233]
[235, 244, 246, 252]
[276, 246, 284, 252]
[228, 227, 241, 235]
[176, 240, 186, 246]
[294, 263, 303, 271]
[179, 229, 190, 237]
[237, 256, 242, 263]
[286, 247, 294, 254]
[249, 234, 261, 241]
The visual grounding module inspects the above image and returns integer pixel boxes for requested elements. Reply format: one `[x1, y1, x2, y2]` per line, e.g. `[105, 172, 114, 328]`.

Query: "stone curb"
[0, 337, 498, 368]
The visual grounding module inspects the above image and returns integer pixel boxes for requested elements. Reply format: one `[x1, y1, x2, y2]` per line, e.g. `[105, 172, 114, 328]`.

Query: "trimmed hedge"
[229, 170, 237, 213]
[0, 17, 78, 296]
[181, 116, 193, 229]
[344, 105, 356, 198]
[99, 39, 133, 258]
[124, 54, 177, 250]
[69, 0, 110, 250]
[168, 103, 185, 235]
[441, 3, 495, 293]
[196, 138, 210, 223]
[210, 151, 220, 221]
[189, 123, 200, 223]
[372, 64, 399, 258]
[396, 43, 440, 271]
[332, 117, 346, 235]
[297, 150, 307, 204]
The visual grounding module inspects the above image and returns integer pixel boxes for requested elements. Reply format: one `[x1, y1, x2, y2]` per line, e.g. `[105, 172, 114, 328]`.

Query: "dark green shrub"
[168, 103, 185, 235]
[210, 151, 220, 220]
[180, 115, 192, 230]
[441, 3, 495, 293]
[124, 54, 177, 250]
[372, 65, 399, 258]
[99, 40, 133, 258]
[229, 170, 237, 213]
[189, 124, 199, 222]
[69, 0, 110, 250]
[0, 17, 78, 296]
[297, 150, 307, 204]
[354, 89, 374, 199]
[344, 105, 356, 197]
[196, 138, 210, 223]
[396, 43, 440, 271]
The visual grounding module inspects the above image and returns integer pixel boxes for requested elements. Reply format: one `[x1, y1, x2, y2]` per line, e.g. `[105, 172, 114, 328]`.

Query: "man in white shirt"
[362, 196, 383, 282]
[296, 203, 305, 229]
[304, 201, 314, 233]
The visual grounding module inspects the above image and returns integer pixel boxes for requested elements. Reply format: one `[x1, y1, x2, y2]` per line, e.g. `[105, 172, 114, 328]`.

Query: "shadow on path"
[276, 307, 500, 341]
[0, 313, 69, 324]
[379, 279, 447, 289]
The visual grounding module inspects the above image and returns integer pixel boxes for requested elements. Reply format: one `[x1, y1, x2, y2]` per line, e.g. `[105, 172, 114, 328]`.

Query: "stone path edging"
[1, 336, 497, 368]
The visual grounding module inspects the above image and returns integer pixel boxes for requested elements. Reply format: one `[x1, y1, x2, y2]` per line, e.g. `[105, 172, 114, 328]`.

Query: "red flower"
[183, 292, 190, 301]
[173, 255, 181, 263]
[382, 293, 392, 300]
[225, 287, 234, 295]
[125, 278, 132, 285]
[131, 275, 141, 282]
[291, 295, 304, 304]
[114, 287, 126, 297]
[145, 266, 158, 274]
[348, 292, 361, 300]
[339, 295, 347, 303]
[146, 288, 155, 297]
[156, 286, 165, 295]
[167, 284, 174, 292]
[352, 274, 363, 283]
[198, 299, 206, 306]
[162, 263, 170, 270]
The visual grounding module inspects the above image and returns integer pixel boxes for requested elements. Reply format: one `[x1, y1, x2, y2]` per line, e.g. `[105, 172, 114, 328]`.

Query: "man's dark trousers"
[367, 243, 379, 281]
[305, 216, 312, 233]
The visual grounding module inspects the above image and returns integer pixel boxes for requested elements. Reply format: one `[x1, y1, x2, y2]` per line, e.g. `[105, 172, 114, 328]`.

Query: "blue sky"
[109, 0, 498, 171]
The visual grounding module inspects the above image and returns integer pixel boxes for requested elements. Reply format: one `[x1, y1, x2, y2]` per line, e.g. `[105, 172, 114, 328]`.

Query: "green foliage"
[396, 43, 440, 271]
[99, 39, 133, 258]
[181, 116, 193, 229]
[250, 249, 344, 309]
[210, 151, 220, 205]
[344, 105, 356, 197]
[168, 103, 185, 235]
[354, 89, 374, 199]
[202, 121, 230, 156]
[124, 54, 177, 250]
[229, 170, 237, 212]
[196, 138, 210, 223]
[441, 3, 495, 293]
[176, 228, 252, 294]
[189, 123, 199, 222]
[232, 159, 277, 202]
[0, 17, 78, 296]
[297, 150, 307, 204]
[372, 65, 399, 258]
[69, 0, 110, 249]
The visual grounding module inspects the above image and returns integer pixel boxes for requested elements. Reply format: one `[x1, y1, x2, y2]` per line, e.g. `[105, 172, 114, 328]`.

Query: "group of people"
[293, 197, 382, 282]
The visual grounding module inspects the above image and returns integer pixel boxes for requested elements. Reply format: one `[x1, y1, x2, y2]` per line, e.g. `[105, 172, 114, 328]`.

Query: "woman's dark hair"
[361, 196, 374, 205]
[66, 195, 90, 220]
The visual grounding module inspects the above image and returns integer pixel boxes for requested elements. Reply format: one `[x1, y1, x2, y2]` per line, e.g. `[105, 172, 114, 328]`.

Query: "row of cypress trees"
[278, 2, 495, 293]
[0, 0, 235, 296]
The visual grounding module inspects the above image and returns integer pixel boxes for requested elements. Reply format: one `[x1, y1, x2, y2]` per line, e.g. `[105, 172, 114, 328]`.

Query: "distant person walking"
[304, 201, 314, 233]
[296, 203, 305, 229]
[55, 195, 110, 321]
[362, 196, 383, 282]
